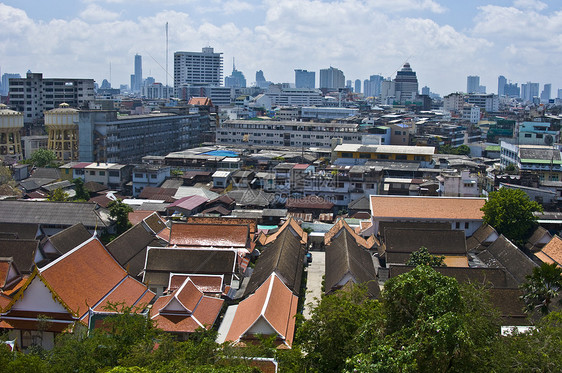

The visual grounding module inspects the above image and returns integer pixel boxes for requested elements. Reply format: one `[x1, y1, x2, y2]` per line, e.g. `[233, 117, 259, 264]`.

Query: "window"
[359, 153, 371, 159]
[396, 154, 407, 160]
[465, 222, 469, 229]
[536, 134, 543, 139]
[89, 171, 96, 175]
[524, 134, 532, 138]
[109, 171, 119, 177]
[99, 171, 105, 176]
[135, 173, 144, 178]
[150, 174, 157, 179]
[342, 152, 354, 158]
[455, 222, 460, 229]
[378, 154, 389, 160]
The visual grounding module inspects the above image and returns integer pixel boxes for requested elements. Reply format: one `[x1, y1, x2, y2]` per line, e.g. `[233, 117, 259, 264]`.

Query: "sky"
[1, 0, 561, 96]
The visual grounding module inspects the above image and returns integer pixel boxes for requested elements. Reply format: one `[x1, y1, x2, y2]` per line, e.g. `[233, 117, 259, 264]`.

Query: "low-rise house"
[324, 218, 377, 250]
[132, 165, 171, 197]
[369, 195, 486, 237]
[534, 235, 562, 267]
[212, 170, 232, 189]
[219, 273, 297, 349]
[166, 196, 208, 217]
[0, 223, 43, 240]
[0, 237, 155, 350]
[286, 195, 335, 219]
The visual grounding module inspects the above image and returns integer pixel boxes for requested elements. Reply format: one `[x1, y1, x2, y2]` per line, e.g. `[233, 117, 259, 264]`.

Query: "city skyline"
[1, 0, 561, 95]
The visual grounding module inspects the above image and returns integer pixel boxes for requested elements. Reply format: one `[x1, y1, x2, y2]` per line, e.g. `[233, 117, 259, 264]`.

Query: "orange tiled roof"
[370, 196, 486, 221]
[128, 211, 154, 226]
[188, 97, 213, 106]
[324, 218, 376, 249]
[535, 235, 562, 267]
[168, 273, 223, 294]
[225, 273, 297, 348]
[443, 255, 470, 268]
[0, 260, 10, 288]
[263, 218, 307, 246]
[170, 223, 249, 248]
[39, 237, 152, 319]
[92, 276, 154, 313]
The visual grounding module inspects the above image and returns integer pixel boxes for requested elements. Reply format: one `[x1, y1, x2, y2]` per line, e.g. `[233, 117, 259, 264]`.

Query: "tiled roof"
[188, 97, 213, 106]
[128, 211, 154, 226]
[168, 273, 223, 294]
[40, 237, 152, 319]
[324, 218, 375, 249]
[325, 229, 379, 298]
[170, 223, 249, 248]
[370, 196, 486, 220]
[92, 276, 154, 313]
[286, 195, 334, 210]
[139, 187, 177, 201]
[0, 239, 39, 274]
[263, 218, 307, 246]
[225, 274, 298, 348]
[466, 223, 498, 251]
[46, 223, 92, 256]
[535, 235, 562, 266]
[143, 212, 168, 235]
[384, 228, 467, 255]
[0, 223, 40, 240]
[167, 195, 208, 211]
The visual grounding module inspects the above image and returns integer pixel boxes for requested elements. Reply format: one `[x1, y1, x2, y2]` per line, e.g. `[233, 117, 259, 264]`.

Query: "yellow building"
[45, 103, 79, 162]
[332, 143, 435, 165]
[0, 104, 23, 161]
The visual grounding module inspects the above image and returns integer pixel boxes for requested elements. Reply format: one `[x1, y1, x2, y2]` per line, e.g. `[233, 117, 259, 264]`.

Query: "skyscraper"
[225, 59, 246, 88]
[364, 75, 383, 97]
[354, 79, 361, 94]
[295, 69, 315, 89]
[467, 76, 480, 94]
[133, 54, 142, 93]
[319, 67, 345, 90]
[521, 82, 539, 102]
[394, 63, 418, 104]
[421, 86, 430, 96]
[540, 83, 551, 102]
[498, 75, 507, 96]
[174, 47, 223, 95]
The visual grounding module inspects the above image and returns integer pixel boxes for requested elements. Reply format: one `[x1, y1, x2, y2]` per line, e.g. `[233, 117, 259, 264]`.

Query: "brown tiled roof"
[263, 218, 307, 246]
[107, 223, 166, 278]
[226, 274, 297, 348]
[378, 221, 451, 237]
[370, 196, 486, 220]
[47, 223, 92, 256]
[40, 237, 151, 319]
[488, 288, 528, 326]
[185, 216, 257, 235]
[92, 276, 154, 312]
[245, 227, 306, 297]
[466, 223, 499, 252]
[384, 228, 467, 256]
[0, 223, 40, 240]
[477, 235, 538, 285]
[535, 235, 562, 267]
[169, 223, 249, 248]
[324, 218, 375, 249]
[168, 273, 223, 294]
[128, 211, 154, 226]
[150, 278, 223, 333]
[286, 195, 334, 210]
[139, 187, 177, 201]
[143, 248, 237, 287]
[325, 229, 380, 298]
[0, 239, 39, 274]
[525, 226, 552, 252]
[84, 181, 107, 193]
[143, 212, 168, 235]
[200, 205, 232, 216]
[188, 97, 213, 106]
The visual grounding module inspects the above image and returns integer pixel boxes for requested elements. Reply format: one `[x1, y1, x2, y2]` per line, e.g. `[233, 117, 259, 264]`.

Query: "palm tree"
[521, 263, 562, 316]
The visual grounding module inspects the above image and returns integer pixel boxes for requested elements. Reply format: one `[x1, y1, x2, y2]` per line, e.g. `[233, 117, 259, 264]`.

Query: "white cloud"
[79, 4, 121, 22]
[513, 0, 548, 11]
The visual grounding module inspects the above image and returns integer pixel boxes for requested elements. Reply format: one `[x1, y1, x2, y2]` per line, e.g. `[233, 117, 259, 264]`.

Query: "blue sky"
[1, 0, 561, 95]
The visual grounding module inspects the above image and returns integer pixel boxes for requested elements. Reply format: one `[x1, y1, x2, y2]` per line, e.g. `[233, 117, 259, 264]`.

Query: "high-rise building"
[421, 86, 430, 96]
[394, 63, 419, 104]
[295, 69, 315, 89]
[319, 67, 345, 90]
[1, 73, 21, 96]
[364, 75, 383, 97]
[225, 59, 246, 88]
[498, 75, 507, 96]
[540, 83, 551, 102]
[174, 47, 223, 96]
[521, 82, 540, 102]
[354, 79, 361, 94]
[133, 54, 142, 93]
[504, 83, 520, 98]
[467, 76, 480, 94]
[558, 89, 562, 100]
[8, 72, 94, 124]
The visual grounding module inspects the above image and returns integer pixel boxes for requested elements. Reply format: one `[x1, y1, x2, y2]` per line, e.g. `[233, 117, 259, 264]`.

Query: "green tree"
[28, 149, 57, 168]
[73, 178, 90, 201]
[481, 188, 542, 245]
[108, 199, 133, 235]
[521, 263, 562, 316]
[406, 246, 445, 267]
[48, 188, 69, 202]
[456, 144, 470, 155]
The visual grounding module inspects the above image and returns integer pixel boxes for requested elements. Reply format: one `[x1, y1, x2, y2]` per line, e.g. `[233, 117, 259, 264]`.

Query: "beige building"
[0, 104, 23, 161]
[45, 103, 79, 161]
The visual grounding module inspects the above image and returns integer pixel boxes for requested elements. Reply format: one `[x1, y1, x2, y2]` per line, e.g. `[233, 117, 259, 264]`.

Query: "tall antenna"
[233, 57, 236, 71]
[166, 22, 169, 90]
[109, 62, 112, 87]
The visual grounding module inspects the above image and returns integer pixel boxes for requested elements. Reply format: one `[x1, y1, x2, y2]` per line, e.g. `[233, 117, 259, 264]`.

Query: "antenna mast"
[166, 22, 169, 91]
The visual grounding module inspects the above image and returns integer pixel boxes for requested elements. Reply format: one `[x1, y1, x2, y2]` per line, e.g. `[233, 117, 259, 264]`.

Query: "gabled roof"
[168, 273, 223, 294]
[188, 97, 213, 106]
[39, 237, 154, 319]
[225, 274, 297, 349]
[525, 226, 552, 252]
[0, 239, 39, 274]
[325, 229, 379, 298]
[0, 223, 40, 240]
[535, 235, 562, 267]
[370, 195, 486, 221]
[139, 187, 178, 202]
[348, 195, 371, 211]
[167, 195, 208, 211]
[170, 223, 249, 248]
[0, 257, 21, 290]
[324, 218, 376, 249]
[83, 181, 107, 193]
[227, 190, 275, 208]
[262, 218, 307, 246]
[46, 223, 92, 256]
[107, 223, 166, 278]
[384, 228, 466, 255]
[150, 277, 223, 333]
[477, 235, 538, 284]
[244, 227, 306, 297]
[466, 223, 498, 252]
[143, 248, 237, 287]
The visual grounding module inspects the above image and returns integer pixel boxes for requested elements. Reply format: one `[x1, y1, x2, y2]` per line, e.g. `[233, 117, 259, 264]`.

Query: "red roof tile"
[535, 235, 562, 267]
[129, 211, 154, 226]
[170, 223, 249, 248]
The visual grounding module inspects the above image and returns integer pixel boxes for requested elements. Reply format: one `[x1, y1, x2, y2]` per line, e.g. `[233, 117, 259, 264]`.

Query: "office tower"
[540, 83, 551, 102]
[346, 80, 352, 89]
[504, 83, 520, 98]
[8, 72, 94, 124]
[174, 47, 223, 95]
[498, 75, 507, 96]
[295, 69, 315, 89]
[133, 54, 142, 92]
[394, 63, 418, 103]
[467, 76, 480, 93]
[225, 59, 246, 88]
[558, 89, 562, 100]
[478, 85, 486, 94]
[319, 67, 345, 90]
[1, 73, 21, 96]
[354, 79, 361, 94]
[421, 86, 430, 96]
[521, 82, 539, 102]
[363, 75, 383, 97]
[256, 70, 265, 84]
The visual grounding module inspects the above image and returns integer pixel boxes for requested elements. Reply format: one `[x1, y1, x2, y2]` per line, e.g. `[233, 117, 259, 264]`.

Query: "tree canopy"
[481, 187, 542, 245]
[406, 246, 445, 267]
[521, 263, 562, 316]
[108, 200, 133, 235]
[27, 149, 58, 168]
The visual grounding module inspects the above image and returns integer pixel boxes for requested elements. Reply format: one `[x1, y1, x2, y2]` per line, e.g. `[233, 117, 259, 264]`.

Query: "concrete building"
[467, 76, 480, 94]
[332, 143, 435, 167]
[300, 107, 359, 120]
[174, 47, 223, 96]
[132, 164, 171, 196]
[22, 135, 48, 159]
[216, 120, 362, 148]
[521, 82, 540, 103]
[0, 104, 23, 161]
[131, 54, 142, 93]
[45, 103, 79, 162]
[498, 75, 507, 96]
[254, 85, 323, 109]
[176, 86, 233, 106]
[295, 69, 315, 89]
[443, 93, 465, 113]
[65, 162, 133, 191]
[437, 170, 479, 197]
[517, 122, 558, 146]
[501, 141, 562, 182]
[394, 63, 419, 104]
[466, 93, 499, 112]
[78, 110, 210, 163]
[540, 84, 551, 103]
[462, 105, 481, 124]
[319, 67, 345, 90]
[141, 83, 173, 99]
[225, 60, 246, 88]
[8, 72, 95, 124]
[354, 79, 361, 94]
[364, 75, 383, 98]
[1, 73, 20, 96]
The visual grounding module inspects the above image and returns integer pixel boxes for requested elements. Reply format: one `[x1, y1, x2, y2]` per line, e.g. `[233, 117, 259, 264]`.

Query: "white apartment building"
[174, 47, 223, 96]
[216, 120, 362, 148]
[443, 93, 465, 113]
[300, 107, 359, 120]
[466, 93, 499, 112]
[253, 86, 323, 109]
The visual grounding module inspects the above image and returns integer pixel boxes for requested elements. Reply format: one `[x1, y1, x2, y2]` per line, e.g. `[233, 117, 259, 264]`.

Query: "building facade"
[319, 67, 345, 90]
[295, 69, 315, 89]
[174, 47, 223, 96]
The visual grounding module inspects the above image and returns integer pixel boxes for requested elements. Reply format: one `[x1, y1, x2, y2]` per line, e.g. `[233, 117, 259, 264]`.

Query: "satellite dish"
[545, 134, 554, 146]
